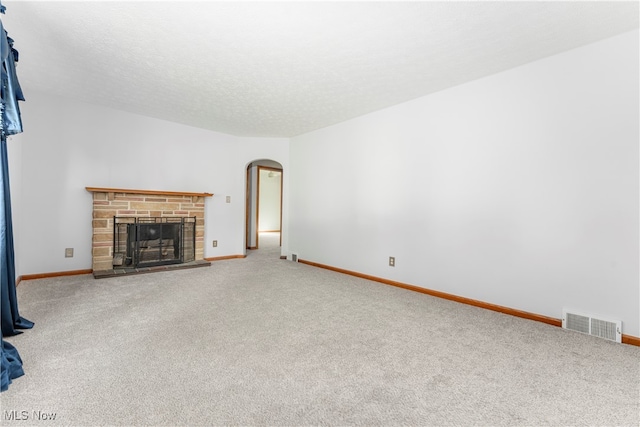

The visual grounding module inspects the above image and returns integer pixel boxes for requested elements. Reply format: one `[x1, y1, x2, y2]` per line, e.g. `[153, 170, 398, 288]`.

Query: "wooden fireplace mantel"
[86, 187, 213, 198]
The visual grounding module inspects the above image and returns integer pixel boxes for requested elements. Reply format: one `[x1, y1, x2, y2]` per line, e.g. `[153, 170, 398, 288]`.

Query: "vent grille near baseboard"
[562, 309, 621, 343]
[291, 254, 298, 262]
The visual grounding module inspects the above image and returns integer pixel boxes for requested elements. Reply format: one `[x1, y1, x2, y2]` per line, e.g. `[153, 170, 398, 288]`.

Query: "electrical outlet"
[226, 196, 231, 203]
[389, 256, 395, 267]
[65, 248, 74, 258]
[212, 240, 218, 247]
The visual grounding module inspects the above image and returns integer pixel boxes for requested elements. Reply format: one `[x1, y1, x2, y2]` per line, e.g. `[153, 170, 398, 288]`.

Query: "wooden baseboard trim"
[622, 334, 640, 346]
[20, 269, 94, 282]
[300, 259, 640, 346]
[300, 259, 561, 327]
[204, 255, 246, 262]
[247, 246, 257, 250]
[280, 255, 287, 260]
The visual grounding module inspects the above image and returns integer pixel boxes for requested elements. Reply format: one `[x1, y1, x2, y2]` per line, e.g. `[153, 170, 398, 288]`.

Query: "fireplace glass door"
[114, 217, 196, 268]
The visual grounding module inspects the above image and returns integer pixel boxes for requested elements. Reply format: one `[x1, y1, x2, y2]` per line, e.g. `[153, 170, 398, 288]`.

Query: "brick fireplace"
[86, 187, 213, 275]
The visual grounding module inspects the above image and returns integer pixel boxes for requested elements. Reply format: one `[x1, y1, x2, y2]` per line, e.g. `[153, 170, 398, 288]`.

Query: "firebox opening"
[114, 217, 196, 268]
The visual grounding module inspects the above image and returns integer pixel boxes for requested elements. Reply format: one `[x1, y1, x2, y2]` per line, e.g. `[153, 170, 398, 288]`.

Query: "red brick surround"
[86, 187, 213, 272]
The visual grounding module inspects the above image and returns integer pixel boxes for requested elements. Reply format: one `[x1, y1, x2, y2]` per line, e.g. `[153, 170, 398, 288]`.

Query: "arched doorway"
[245, 160, 283, 252]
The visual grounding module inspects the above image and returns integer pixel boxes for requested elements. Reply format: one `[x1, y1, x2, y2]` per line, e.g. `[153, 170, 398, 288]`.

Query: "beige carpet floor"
[2, 232, 639, 426]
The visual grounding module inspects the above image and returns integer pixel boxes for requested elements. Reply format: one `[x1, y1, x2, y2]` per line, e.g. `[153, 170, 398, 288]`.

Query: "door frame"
[245, 162, 283, 250]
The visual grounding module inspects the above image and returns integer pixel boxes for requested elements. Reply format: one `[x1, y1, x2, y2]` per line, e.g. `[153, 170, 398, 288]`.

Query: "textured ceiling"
[2, 1, 638, 137]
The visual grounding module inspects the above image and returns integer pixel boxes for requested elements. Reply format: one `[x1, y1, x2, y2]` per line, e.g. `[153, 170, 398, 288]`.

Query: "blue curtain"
[1, 137, 32, 336]
[0, 1, 32, 392]
[0, 331, 23, 391]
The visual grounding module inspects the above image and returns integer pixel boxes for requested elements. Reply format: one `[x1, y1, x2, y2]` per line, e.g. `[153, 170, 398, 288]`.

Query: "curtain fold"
[1, 137, 32, 337]
[1, 1, 31, 392]
[0, 330, 23, 392]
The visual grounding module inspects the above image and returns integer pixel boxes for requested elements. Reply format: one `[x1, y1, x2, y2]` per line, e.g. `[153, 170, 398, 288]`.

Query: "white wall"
[15, 91, 288, 274]
[258, 168, 281, 231]
[7, 133, 23, 278]
[289, 30, 640, 336]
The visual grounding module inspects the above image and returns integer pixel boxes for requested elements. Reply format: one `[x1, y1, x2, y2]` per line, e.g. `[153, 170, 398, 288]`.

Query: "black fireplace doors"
[113, 217, 196, 268]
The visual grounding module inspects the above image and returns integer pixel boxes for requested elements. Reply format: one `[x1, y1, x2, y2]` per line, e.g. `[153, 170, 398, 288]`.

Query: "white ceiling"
[2, 1, 638, 137]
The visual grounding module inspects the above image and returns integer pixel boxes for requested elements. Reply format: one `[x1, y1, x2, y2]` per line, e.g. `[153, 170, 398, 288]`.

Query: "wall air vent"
[291, 254, 298, 262]
[562, 309, 621, 343]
